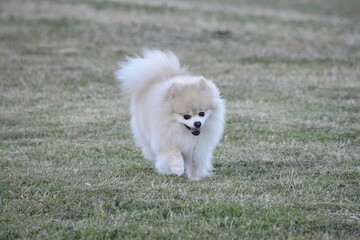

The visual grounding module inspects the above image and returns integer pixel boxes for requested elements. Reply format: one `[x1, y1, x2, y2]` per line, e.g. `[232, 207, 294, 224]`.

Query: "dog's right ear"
[167, 82, 183, 99]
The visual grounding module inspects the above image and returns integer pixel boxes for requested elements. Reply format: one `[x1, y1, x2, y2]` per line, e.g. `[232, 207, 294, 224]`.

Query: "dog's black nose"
[194, 121, 201, 128]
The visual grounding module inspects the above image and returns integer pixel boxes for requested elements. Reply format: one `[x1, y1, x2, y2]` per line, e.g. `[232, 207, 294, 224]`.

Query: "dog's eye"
[183, 114, 191, 120]
[199, 112, 205, 117]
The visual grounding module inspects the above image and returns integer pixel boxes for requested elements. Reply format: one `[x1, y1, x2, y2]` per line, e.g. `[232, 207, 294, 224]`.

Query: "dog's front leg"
[155, 149, 184, 176]
[185, 148, 212, 181]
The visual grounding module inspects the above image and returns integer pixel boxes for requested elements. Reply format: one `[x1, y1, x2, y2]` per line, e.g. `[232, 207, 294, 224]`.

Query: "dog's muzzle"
[184, 124, 201, 136]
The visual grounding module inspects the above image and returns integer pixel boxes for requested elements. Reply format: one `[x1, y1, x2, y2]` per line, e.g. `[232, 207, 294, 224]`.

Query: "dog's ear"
[198, 78, 207, 91]
[167, 82, 183, 99]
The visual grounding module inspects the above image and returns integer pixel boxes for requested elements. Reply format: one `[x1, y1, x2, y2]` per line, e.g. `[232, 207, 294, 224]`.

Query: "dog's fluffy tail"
[116, 49, 186, 93]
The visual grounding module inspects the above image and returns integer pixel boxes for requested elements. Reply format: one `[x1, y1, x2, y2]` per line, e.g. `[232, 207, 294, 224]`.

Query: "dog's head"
[166, 78, 218, 136]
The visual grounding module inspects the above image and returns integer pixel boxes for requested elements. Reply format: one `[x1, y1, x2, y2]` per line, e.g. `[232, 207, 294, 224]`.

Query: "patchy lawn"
[1, 0, 359, 239]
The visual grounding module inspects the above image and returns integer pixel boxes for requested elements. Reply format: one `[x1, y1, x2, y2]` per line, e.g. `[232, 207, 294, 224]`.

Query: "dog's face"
[167, 78, 215, 136]
[175, 109, 212, 136]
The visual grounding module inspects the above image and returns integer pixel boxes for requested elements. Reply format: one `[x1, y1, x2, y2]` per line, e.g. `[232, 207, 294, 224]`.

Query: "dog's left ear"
[198, 78, 207, 91]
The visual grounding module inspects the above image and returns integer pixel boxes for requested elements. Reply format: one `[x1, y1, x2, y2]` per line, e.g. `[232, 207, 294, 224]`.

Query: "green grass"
[1, 0, 360, 239]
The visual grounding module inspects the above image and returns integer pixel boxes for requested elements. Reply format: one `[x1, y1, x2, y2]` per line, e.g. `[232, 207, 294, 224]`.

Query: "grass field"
[1, 0, 360, 239]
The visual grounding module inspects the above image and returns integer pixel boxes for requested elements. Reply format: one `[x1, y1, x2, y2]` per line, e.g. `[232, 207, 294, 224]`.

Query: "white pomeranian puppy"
[116, 50, 225, 180]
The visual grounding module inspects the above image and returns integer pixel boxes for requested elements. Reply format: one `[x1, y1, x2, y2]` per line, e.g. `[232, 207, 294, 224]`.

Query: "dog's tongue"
[190, 128, 200, 136]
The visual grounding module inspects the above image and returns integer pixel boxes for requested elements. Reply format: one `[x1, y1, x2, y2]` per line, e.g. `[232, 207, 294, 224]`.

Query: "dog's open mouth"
[184, 124, 200, 136]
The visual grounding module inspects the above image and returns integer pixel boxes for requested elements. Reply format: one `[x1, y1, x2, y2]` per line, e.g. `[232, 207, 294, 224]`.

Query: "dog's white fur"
[116, 50, 225, 180]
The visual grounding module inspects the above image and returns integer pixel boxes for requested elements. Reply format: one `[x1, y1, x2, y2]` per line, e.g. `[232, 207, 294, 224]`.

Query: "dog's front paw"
[187, 166, 211, 181]
[170, 162, 184, 176]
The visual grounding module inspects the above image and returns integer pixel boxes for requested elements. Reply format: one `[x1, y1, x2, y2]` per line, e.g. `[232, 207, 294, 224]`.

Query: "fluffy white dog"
[116, 50, 225, 180]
